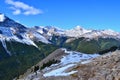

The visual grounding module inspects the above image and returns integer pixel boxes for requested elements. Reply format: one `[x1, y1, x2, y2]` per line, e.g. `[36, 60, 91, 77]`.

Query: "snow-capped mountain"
[0, 14, 26, 33]
[32, 25, 120, 40]
[0, 14, 51, 58]
[1, 13, 120, 43]
[0, 14, 56, 80]
[65, 26, 92, 37]
[83, 29, 120, 39]
[0, 14, 50, 45]
[64, 26, 120, 39]
[0, 14, 120, 56]
[34, 26, 65, 37]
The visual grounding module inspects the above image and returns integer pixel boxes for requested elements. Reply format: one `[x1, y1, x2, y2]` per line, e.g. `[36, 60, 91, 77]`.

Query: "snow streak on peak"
[43, 64, 77, 77]
[65, 26, 92, 37]
[102, 29, 118, 35]
[0, 14, 5, 22]
[75, 25, 83, 30]
[0, 27, 13, 37]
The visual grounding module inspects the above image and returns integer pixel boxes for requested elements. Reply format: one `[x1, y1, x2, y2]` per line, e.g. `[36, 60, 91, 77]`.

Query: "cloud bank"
[5, 0, 43, 15]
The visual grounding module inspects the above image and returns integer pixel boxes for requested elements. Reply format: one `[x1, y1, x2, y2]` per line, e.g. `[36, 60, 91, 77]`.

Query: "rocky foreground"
[71, 51, 120, 80]
[18, 50, 120, 80]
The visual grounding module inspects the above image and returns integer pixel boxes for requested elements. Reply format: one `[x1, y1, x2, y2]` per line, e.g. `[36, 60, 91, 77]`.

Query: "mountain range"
[0, 13, 120, 80]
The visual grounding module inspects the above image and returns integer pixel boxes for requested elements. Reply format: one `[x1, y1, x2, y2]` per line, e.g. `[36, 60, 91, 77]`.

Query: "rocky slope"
[19, 50, 120, 80]
[73, 50, 120, 80]
[18, 48, 100, 80]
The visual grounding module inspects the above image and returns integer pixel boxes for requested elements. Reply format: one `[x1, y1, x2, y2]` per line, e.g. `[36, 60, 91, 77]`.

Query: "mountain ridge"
[19, 49, 120, 80]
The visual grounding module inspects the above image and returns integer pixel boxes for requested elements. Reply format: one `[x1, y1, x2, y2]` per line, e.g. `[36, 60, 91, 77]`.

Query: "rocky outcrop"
[69, 50, 120, 80]
[39, 50, 120, 80]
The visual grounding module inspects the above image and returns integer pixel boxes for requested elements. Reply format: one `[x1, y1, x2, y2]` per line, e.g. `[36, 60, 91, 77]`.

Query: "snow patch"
[0, 27, 13, 37]
[0, 14, 5, 22]
[0, 39, 11, 56]
[37, 29, 44, 34]
[81, 60, 91, 64]
[61, 48, 100, 65]
[4, 35, 38, 47]
[43, 64, 77, 77]
[33, 32, 50, 44]
[0, 29, 38, 47]
[18, 34, 38, 47]
[65, 26, 92, 37]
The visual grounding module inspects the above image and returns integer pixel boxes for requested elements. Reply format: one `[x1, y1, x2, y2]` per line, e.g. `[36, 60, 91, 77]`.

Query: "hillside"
[0, 41, 57, 80]
[19, 50, 120, 80]
[64, 37, 120, 54]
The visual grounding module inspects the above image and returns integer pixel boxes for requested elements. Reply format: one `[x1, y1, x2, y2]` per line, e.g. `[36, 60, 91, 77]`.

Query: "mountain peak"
[74, 25, 84, 30]
[105, 29, 115, 33]
[0, 13, 5, 22]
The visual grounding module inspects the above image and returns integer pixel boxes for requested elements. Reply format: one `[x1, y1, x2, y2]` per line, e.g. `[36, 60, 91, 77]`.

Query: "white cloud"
[5, 0, 43, 15]
[13, 9, 21, 15]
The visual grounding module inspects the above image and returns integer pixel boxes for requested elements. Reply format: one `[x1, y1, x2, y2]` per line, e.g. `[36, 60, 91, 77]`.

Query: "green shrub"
[40, 59, 59, 70]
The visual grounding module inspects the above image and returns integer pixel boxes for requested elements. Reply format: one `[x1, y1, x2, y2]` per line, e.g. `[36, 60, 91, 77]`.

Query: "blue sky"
[0, 0, 120, 32]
